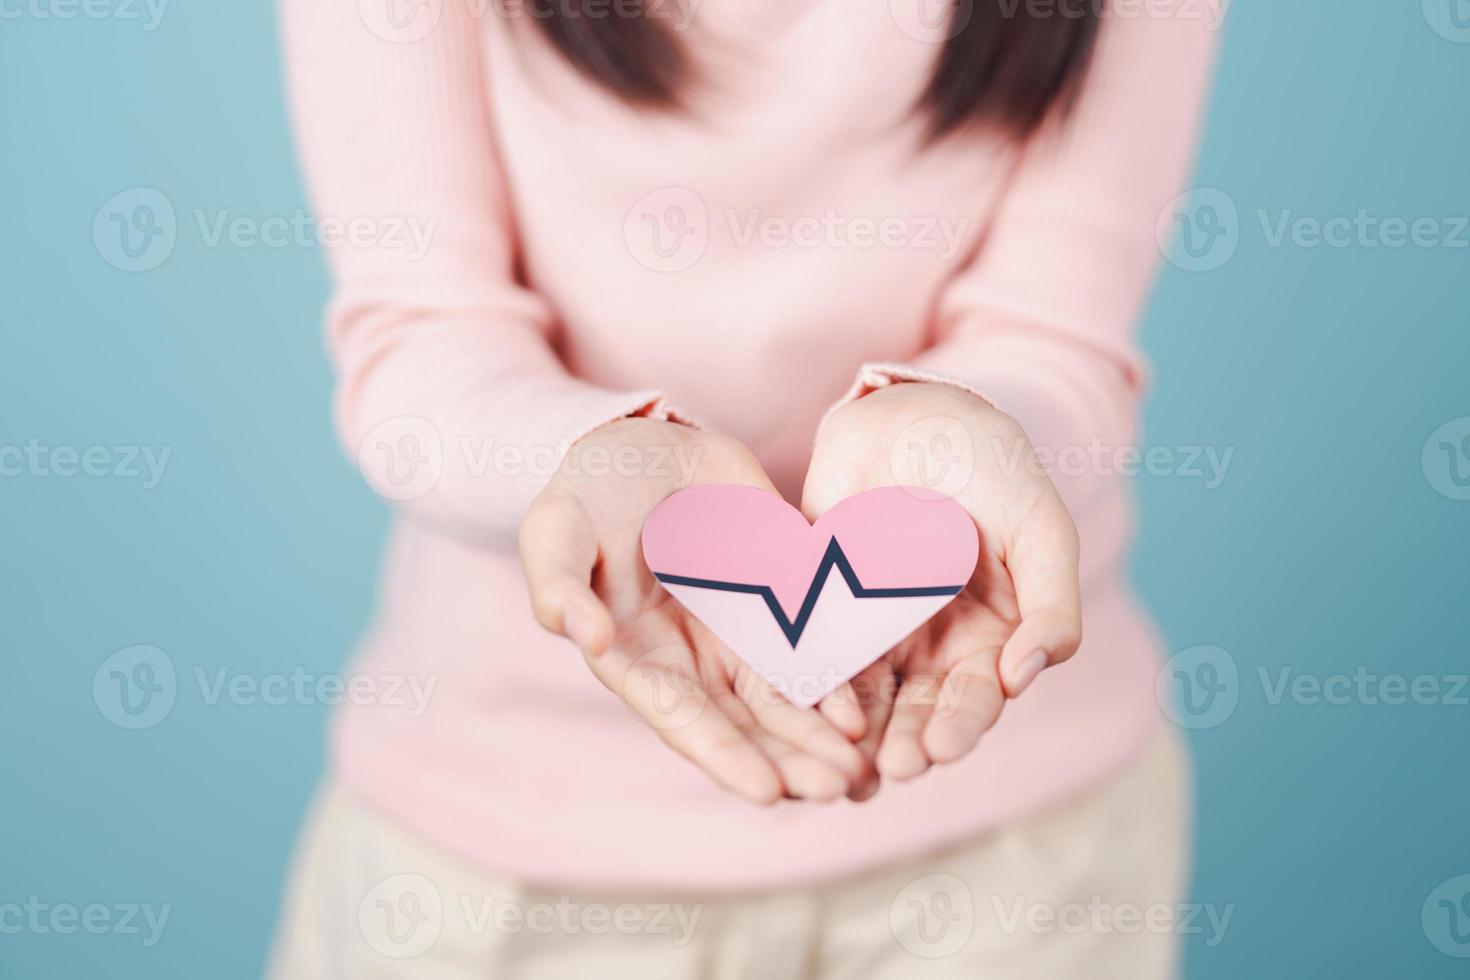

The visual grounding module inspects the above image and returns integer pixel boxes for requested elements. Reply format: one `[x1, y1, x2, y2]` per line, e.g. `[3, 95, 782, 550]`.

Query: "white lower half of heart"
[662, 572, 955, 708]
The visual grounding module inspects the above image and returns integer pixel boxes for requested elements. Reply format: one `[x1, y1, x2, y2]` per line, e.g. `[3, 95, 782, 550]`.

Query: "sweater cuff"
[565, 391, 703, 453]
[822, 361, 1000, 428]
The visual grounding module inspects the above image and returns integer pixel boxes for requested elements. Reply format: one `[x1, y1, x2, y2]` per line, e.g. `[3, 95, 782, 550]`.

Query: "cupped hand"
[803, 382, 1083, 782]
[519, 417, 876, 805]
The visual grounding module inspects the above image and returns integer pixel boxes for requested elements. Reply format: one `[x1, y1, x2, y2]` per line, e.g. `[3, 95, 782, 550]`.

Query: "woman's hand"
[520, 418, 875, 805]
[803, 383, 1083, 781]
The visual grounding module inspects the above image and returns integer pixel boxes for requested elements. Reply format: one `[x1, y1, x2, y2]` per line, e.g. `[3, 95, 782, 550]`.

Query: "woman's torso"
[331, 3, 1169, 891]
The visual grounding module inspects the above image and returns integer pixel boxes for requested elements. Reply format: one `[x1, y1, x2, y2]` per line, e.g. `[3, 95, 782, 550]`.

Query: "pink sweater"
[280, 0, 1219, 890]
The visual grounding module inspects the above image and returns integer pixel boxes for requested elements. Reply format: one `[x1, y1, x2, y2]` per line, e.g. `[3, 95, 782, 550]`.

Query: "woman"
[270, 1, 1219, 976]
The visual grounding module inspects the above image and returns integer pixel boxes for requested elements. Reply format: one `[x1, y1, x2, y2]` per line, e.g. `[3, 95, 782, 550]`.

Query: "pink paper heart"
[642, 485, 979, 708]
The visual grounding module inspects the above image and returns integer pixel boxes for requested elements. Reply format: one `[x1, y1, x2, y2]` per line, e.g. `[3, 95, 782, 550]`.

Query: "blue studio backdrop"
[3, 2, 1468, 977]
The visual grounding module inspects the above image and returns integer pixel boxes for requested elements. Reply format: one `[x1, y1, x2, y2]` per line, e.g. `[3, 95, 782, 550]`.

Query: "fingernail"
[1008, 650, 1048, 697]
[848, 777, 881, 804]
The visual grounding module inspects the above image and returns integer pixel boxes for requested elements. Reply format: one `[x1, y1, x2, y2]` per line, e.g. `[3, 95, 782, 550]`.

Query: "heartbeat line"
[653, 537, 964, 648]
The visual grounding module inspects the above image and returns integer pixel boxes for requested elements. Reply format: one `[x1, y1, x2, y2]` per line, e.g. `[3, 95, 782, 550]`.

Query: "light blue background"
[3, 2, 1468, 977]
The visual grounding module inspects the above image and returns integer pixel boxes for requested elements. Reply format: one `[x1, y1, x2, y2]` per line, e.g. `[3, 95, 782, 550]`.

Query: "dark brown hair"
[526, 0, 1102, 141]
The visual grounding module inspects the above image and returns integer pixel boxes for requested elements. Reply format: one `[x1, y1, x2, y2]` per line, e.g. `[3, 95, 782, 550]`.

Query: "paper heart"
[642, 485, 978, 708]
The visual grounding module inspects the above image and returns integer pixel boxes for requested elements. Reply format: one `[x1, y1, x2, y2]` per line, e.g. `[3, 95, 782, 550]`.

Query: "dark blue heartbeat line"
[652, 536, 964, 649]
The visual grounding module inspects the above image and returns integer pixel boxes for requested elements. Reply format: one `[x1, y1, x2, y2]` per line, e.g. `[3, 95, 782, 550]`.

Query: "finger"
[761, 740, 849, 802]
[613, 650, 784, 806]
[818, 682, 868, 741]
[798, 450, 855, 524]
[518, 492, 614, 655]
[683, 615, 870, 785]
[846, 661, 896, 802]
[709, 687, 851, 802]
[999, 492, 1082, 697]
[731, 671, 871, 786]
[923, 654, 1005, 764]
[756, 734, 850, 802]
[876, 668, 942, 780]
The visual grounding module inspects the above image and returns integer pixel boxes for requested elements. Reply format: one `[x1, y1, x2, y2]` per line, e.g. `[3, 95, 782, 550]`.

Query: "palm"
[588, 592, 873, 802]
[803, 382, 1082, 782]
[522, 418, 873, 804]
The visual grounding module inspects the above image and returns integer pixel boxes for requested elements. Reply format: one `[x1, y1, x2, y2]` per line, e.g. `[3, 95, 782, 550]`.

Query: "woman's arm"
[805, 10, 1222, 775]
[282, 1, 876, 801]
[835, 9, 1222, 521]
[279, 0, 675, 542]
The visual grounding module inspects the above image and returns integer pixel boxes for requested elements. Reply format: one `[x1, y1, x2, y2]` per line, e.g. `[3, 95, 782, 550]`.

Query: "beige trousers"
[269, 729, 1189, 980]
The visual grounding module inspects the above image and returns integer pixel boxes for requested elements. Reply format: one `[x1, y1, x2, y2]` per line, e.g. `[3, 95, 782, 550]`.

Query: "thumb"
[998, 492, 1082, 697]
[518, 492, 614, 656]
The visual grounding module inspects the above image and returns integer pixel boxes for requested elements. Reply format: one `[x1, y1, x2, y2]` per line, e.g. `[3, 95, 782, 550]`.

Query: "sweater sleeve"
[279, 0, 679, 543]
[834, 12, 1221, 519]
